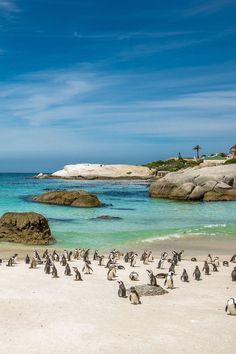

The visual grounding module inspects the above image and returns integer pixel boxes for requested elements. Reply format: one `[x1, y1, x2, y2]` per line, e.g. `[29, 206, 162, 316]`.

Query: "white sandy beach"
[0, 249, 235, 354]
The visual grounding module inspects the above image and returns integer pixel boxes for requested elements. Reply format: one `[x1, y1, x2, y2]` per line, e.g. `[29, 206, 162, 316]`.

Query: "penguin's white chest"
[166, 277, 173, 288]
[227, 299, 236, 315]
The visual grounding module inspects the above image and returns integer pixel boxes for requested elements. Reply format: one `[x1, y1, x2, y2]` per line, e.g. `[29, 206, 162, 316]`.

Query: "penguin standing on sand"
[107, 266, 117, 281]
[164, 271, 174, 289]
[193, 266, 201, 280]
[157, 259, 164, 269]
[93, 250, 99, 261]
[73, 267, 83, 281]
[6, 257, 13, 267]
[117, 281, 126, 297]
[25, 254, 30, 264]
[51, 264, 59, 278]
[42, 249, 48, 258]
[129, 287, 141, 305]
[60, 255, 67, 266]
[44, 261, 51, 274]
[211, 263, 219, 272]
[64, 263, 72, 276]
[230, 254, 236, 263]
[147, 270, 158, 287]
[214, 257, 220, 267]
[82, 261, 93, 274]
[29, 257, 37, 269]
[98, 255, 105, 266]
[180, 269, 189, 282]
[223, 261, 229, 267]
[207, 254, 213, 263]
[231, 267, 236, 281]
[148, 251, 154, 262]
[202, 261, 210, 275]
[161, 252, 168, 260]
[129, 271, 139, 281]
[130, 253, 138, 267]
[168, 262, 175, 274]
[225, 297, 236, 315]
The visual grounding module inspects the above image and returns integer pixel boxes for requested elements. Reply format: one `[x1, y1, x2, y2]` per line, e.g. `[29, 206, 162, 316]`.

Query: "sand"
[0, 245, 235, 354]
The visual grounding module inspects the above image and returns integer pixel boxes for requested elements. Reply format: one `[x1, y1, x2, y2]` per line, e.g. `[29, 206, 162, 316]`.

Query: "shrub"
[224, 158, 236, 164]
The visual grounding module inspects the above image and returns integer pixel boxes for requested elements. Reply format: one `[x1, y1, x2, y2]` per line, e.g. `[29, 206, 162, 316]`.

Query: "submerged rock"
[149, 165, 236, 201]
[127, 284, 168, 296]
[91, 215, 122, 220]
[0, 212, 54, 245]
[33, 190, 101, 208]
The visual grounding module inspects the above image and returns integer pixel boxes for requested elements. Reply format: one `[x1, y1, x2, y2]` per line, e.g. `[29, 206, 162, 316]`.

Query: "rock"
[127, 284, 168, 297]
[0, 212, 54, 245]
[33, 190, 101, 208]
[149, 164, 236, 201]
[91, 215, 122, 220]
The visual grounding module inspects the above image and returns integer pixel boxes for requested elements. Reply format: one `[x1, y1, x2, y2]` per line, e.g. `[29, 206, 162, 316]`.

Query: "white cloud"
[0, 0, 18, 16]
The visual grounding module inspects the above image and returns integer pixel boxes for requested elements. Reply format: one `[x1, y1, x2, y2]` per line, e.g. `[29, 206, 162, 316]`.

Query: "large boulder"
[127, 285, 168, 297]
[149, 164, 236, 201]
[33, 190, 101, 208]
[0, 212, 54, 245]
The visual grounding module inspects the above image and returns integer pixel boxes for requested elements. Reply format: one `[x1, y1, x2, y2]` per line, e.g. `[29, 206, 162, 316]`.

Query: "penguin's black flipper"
[225, 304, 228, 312]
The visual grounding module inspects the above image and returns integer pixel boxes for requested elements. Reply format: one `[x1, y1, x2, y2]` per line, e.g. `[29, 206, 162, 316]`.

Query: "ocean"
[0, 173, 236, 250]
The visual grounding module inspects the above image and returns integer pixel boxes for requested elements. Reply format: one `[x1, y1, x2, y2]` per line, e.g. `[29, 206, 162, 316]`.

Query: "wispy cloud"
[0, 0, 19, 17]
[73, 31, 188, 41]
[181, 0, 235, 17]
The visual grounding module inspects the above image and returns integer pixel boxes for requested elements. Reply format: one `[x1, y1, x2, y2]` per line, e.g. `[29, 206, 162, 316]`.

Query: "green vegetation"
[144, 159, 202, 172]
[224, 158, 236, 165]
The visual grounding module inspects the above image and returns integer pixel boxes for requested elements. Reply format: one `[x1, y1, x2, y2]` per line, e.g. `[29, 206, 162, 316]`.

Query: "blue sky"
[0, 0, 236, 172]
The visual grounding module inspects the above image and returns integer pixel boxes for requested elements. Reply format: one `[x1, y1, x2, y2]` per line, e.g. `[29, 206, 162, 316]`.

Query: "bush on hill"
[224, 158, 236, 164]
[144, 159, 202, 172]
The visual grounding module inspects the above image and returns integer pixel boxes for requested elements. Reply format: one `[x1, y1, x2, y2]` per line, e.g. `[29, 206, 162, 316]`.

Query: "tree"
[193, 145, 202, 160]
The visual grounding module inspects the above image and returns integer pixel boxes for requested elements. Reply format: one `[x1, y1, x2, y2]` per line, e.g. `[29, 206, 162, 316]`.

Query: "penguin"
[211, 263, 219, 272]
[93, 250, 99, 261]
[143, 253, 149, 265]
[29, 258, 37, 269]
[60, 255, 67, 266]
[130, 253, 138, 267]
[214, 257, 220, 267]
[230, 254, 236, 263]
[129, 287, 141, 305]
[193, 266, 201, 280]
[64, 263, 72, 276]
[12, 254, 18, 264]
[146, 270, 158, 287]
[231, 266, 236, 281]
[148, 251, 154, 262]
[117, 281, 126, 297]
[42, 249, 48, 258]
[98, 255, 105, 266]
[124, 252, 130, 263]
[225, 297, 236, 315]
[174, 250, 184, 262]
[25, 254, 30, 264]
[207, 254, 213, 263]
[140, 250, 147, 262]
[157, 259, 164, 269]
[107, 267, 117, 281]
[223, 261, 229, 267]
[68, 251, 73, 262]
[172, 254, 178, 266]
[83, 249, 90, 262]
[52, 251, 59, 262]
[44, 261, 51, 274]
[51, 264, 59, 278]
[129, 271, 139, 281]
[6, 257, 13, 267]
[82, 261, 93, 274]
[161, 252, 168, 260]
[202, 261, 210, 275]
[164, 271, 174, 289]
[0, 258, 2, 265]
[105, 259, 115, 269]
[180, 269, 189, 282]
[191, 257, 197, 262]
[117, 265, 125, 270]
[73, 267, 83, 281]
[168, 262, 175, 274]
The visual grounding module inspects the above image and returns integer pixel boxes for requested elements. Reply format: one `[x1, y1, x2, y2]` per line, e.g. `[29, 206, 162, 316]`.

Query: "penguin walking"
[147, 270, 158, 287]
[129, 271, 139, 281]
[129, 287, 141, 305]
[29, 258, 37, 269]
[193, 266, 201, 280]
[51, 264, 59, 278]
[117, 281, 126, 297]
[64, 263, 72, 276]
[82, 261, 93, 274]
[225, 297, 236, 315]
[164, 271, 174, 289]
[25, 254, 30, 264]
[73, 267, 83, 281]
[180, 269, 189, 282]
[202, 261, 210, 275]
[107, 266, 117, 281]
[231, 266, 236, 281]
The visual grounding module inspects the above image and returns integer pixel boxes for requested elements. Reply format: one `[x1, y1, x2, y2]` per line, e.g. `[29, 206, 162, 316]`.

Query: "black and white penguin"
[172, 254, 178, 266]
[64, 263, 72, 276]
[117, 265, 125, 270]
[148, 251, 154, 262]
[25, 254, 30, 264]
[83, 249, 90, 262]
[29, 257, 37, 269]
[146, 270, 158, 287]
[93, 250, 99, 261]
[230, 254, 236, 263]
[82, 261, 93, 274]
[140, 250, 147, 262]
[12, 254, 18, 264]
[6, 257, 13, 267]
[207, 254, 213, 263]
[60, 255, 67, 266]
[98, 255, 105, 266]
[225, 297, 236, 315]
[129, 271, 139, 281]
[42, 249, 48, 258]
[223, 261, 229, 267]
[73, 267, 83, 281]
[124, 252, 130, 263]
[214, 256, 220, 267]
[44, 261, 51, 274]
[231, 266, 236, 281]
[191, 257, 197, 262]
[173, 250, 184, 262]
[73, 248, 79, 260]
[157, 259, 164, 269]
[164, 271, 174, 289]
[202, 261, 210, 275]
[130, 253, 138, 267]
[161, 252, 168, 260]
[51, 264, 59, 278]
[180, 269, 189, 282]
[129, 287, 141, 305]
[211, 263, 219, 272]
[117, 281, 126, 297]
[193, 266, 201, 280]
[168, 262, 175, 274]
[107, 266, 117, 281]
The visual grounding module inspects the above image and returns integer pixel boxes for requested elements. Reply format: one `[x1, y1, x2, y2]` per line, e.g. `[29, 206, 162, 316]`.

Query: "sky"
[0, 0, 236, 172]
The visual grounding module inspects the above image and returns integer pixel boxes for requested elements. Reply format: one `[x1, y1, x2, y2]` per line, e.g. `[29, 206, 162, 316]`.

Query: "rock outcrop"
[127, 285, 168, 296]
[0, 212, 54, 245]
[149, 164, 236, 201]
[33, 190, 101, 208]
[36, 163, 155, 180]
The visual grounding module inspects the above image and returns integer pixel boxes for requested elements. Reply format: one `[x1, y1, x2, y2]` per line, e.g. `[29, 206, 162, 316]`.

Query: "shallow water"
[0, 173, 236, 250]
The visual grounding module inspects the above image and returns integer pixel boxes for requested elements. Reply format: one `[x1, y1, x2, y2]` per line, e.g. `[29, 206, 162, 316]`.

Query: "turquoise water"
[0, 173, 236, 250]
